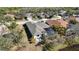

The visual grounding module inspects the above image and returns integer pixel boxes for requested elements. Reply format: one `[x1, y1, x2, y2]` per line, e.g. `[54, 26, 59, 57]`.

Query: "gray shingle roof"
[35, 22, 50, 29]
[25, 22, 45, 35]
[25, 21, 55, 36]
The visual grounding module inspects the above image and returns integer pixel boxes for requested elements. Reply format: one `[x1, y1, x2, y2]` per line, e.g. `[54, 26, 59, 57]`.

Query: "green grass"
[51, 44, 68, 51]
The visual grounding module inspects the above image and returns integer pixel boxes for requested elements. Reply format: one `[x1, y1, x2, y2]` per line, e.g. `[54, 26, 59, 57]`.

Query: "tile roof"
[47, 19, 68, 28]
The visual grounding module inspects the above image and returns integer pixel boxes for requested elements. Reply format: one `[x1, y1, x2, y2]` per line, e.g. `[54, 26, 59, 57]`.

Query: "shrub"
[0, 36, 14, 50]
[69, 20, 78, 24]
[52, 25, 66, 35]
[7, 21, 18, 30]
[43, 42, 54, 51]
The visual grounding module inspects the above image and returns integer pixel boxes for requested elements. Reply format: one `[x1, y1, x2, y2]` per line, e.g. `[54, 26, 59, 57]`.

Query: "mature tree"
[52, 25, 66, 35]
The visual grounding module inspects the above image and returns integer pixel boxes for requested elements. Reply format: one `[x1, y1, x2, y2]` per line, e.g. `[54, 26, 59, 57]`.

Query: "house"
[68, 15, 79, 22]
[69, 16, 76, 20]
[14, 13, 25, 20]
[66, 24, 79, 36]
[46, 19, 68, 28]
[23, 22, 54, 44]
[51, 15, 62, 20]
[59, 10, 67, 16]
[23, 22, 45, 44]
[75, 15, 79, 22]
[40, 12, 46, 18]
[24, 13, 33, 20]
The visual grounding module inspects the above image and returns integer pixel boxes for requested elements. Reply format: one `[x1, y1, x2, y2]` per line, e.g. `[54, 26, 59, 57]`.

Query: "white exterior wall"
[34, 35, 42, 44]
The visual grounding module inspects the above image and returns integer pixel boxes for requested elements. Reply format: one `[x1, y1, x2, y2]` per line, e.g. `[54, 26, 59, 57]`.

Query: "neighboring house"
[40, 12, 46, 18]
[59, 10, 67, 16]
[23, 22, 54, 44]
[24, 13, 33, 19]
[75, 16, 79, 22]
[14, 14, 25, 20]
[46, 19, 68, 28]
[68, 15, 79, 22]
[63, 15, 69, 20]
[66, 24, 79, 36]
[51, 15, 62, 20]
[69, 16, 76, 20]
